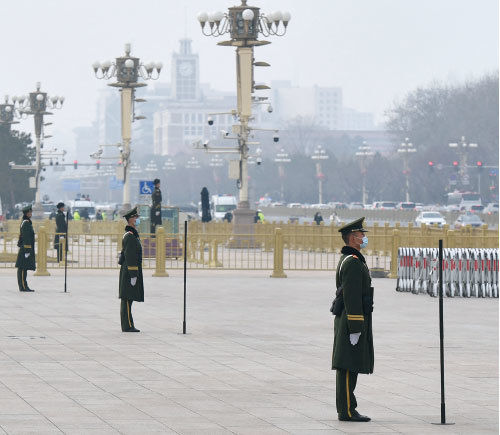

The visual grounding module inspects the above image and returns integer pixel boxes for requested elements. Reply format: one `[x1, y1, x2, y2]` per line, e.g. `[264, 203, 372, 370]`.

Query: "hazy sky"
[0, 0, 497, 152]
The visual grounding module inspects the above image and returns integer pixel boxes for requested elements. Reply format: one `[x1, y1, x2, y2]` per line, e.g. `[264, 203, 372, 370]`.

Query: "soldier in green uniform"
[332, 217, 374, 422]
[150, 178, 162, 234]
[15, 205, 36, 292]
[119, 207, 144, 332]
[54, 202, 67, 263]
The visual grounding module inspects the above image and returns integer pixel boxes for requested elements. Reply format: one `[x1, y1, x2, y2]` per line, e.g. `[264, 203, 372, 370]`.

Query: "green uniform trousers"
[120, 298, 135, 331]
[17, 268, 29, 291]
[336, 369, 358, 418]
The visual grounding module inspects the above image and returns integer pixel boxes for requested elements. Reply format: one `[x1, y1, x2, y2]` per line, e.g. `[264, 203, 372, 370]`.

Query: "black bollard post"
[433, 239, 454, 425]
[183, 220, 187, 334]
[64, 209, 69, 293]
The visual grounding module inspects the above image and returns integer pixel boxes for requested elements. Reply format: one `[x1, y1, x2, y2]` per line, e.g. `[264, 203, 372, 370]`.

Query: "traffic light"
[477, 161, 483, 170]
[73, 160, 78, 169]
[428, 161, 434, 170]
[452, 161, 459, 170]
[96, 160, 100, 170]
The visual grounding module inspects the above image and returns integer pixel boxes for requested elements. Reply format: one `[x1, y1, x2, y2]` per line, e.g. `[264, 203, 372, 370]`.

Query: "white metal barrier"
[396, 248, 499, 298]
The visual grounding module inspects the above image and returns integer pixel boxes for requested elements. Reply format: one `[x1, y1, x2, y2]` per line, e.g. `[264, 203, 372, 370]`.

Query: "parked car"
[270, 202, 285, 207]
[454, 213, 484, 229]
[311, 203, 331, 209]
[287, 203, 303, 209]
[415, 211, 446, 227]
[465, 204, 485, 214]
[327, 202, 348, 209]
[483, 203, 499, 215]
[373, 201, 398, 210]
[446, 204, 461, 212]
[349, 202, 364, 209]
[415, 203, 424, 211]
[398, 202, 416, 210]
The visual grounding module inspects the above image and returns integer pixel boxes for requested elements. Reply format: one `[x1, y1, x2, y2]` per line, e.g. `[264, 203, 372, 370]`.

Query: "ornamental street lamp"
[93, 43, 162, 214]
[209, 154, 224, 194]
[163, 157, 176, 205]
[0, 95, 24, 129]
[449, 136, 478, 188]
[397, 137, 417, 202]
[8, 82, 64, 219]
[274, 148, 291, 202]
[196, 1, 290, 228]
[355, 141, 374, 205]
[311, 145, 328, 205]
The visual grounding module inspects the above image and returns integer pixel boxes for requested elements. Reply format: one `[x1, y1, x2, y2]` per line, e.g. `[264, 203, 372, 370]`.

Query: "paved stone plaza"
[0, 269, 497, 435]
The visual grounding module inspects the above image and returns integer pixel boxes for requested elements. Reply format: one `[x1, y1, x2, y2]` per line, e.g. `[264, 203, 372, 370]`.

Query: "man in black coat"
[150, 178, 162, 234]
[332, 217, 374, 422]
[119, 207, 144, 332]
[15, 205, 36, 292]
[54, 202, 68, 263]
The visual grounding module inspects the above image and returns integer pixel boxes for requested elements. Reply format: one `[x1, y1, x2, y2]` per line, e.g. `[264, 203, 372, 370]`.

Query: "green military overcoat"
[54, 210, 67, 248]
[15, 219, 36, 271]
[119, 226, 144, 302]
[332, 247, 374, 374]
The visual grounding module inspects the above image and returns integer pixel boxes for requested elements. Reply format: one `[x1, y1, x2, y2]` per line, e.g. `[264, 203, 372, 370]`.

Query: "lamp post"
[355, 141, 374, 205]
[185, 156, 201, 202]
[449, 136, 478, 188]
[93, 43, 162, 214]
[209, 154, 224, 194]
[397, 137, 417, 202]
[197, 2, 290, 228]
[311, 145, 328, 204]
[274, 148, 291, 202]
[163, 157, 176, 205]
[8, 83, 64, 219]
[0, 95, 23, 129]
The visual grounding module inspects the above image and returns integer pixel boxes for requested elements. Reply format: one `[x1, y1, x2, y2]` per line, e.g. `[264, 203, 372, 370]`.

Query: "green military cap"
[22, 204, 32, 213]
[338, 217, 369, 235]
[122, 206, 139, 220]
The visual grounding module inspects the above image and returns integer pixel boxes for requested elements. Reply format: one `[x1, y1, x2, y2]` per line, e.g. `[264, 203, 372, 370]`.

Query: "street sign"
[109, 176, 123, 190]
[62, 179, 81, 191]
[139, 180, 154, 195]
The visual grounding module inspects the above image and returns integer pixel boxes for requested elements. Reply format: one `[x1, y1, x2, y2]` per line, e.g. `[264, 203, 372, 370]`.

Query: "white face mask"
[355, 234, 368, 249]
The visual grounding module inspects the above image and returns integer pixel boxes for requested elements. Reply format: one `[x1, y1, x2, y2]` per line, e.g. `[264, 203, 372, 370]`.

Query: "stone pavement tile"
[274, 421, 341, 433]
[0, 270, 497, 435]
[0, 414, 63, 434]
[105, 418, 176, 434]
[226, 427, 291, 435]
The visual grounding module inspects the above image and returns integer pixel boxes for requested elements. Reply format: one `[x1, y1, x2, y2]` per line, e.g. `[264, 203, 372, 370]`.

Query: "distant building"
[269, 81, 343, 130]
[342, 108, 375, 130]
[152, 38, 245, 156]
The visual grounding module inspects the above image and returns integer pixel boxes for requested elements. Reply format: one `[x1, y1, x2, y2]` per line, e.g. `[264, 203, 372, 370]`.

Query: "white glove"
[350, 332, 361, 346]
[25, 253, 30, 258]
[131, 277, 137, 286]
[155, 211, 160, 216]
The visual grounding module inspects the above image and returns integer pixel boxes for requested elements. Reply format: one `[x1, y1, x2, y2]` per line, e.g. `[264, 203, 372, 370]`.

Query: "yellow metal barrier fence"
[0, 222, 497, 275]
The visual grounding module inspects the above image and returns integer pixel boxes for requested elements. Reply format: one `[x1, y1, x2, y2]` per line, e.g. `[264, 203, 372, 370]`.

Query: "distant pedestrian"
[15, 205, 36, 292]
[314, 212, 324, 225]
[223, 211, 233, 223]
[201, 187, 212, 223]
[73, 210, 81, 221]
[96, 210, 103, 221]
[150, 178, 162, 233]
[80, 208, 89, 221]
[54, 202, 67, 263]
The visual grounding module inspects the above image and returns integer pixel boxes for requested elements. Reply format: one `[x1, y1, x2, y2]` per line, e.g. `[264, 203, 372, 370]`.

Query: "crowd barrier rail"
[396, 247, 499, 297]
